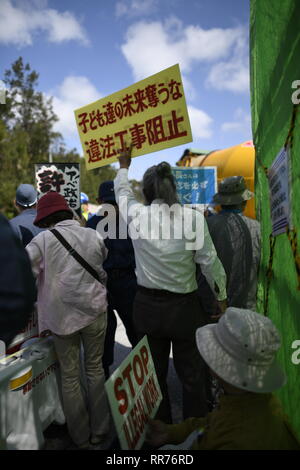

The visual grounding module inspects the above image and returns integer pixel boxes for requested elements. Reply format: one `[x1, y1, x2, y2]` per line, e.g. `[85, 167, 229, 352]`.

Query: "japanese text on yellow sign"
[74, 64, 192, 170]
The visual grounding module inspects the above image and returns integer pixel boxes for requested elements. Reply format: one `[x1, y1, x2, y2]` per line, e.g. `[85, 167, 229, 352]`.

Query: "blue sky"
[0, 0, 251, 181]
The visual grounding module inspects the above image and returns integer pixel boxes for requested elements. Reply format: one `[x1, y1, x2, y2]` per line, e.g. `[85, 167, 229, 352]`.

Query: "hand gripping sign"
[105, 336, 162, 450]
[74, 64, 192, 170]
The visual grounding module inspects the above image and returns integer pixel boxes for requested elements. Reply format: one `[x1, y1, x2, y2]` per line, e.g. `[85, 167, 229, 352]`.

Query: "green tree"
[0, 57, 60, 216]
[0, 57, 121, 218]
[1, 57, 59, 162]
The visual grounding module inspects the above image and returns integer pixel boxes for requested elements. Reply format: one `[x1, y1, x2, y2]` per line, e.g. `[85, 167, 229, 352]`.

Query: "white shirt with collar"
[26, 219, 108, 335]
[114, 168, 227, 300]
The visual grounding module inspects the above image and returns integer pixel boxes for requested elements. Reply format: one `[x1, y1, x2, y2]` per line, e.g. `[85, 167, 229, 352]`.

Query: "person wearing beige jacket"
[26, 191, 109, 449]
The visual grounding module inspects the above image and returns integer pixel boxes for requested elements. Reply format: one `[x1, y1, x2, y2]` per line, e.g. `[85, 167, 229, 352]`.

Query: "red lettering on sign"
[22, 361, 59, 395]
[122, 363, 135, 398]
[114, 376, 128, 415]
[89, 110, 99, 130]
[167, 110, 187, 140]
[158, 82, 169, 104]
[123, 421, 133, 449]
[140, 345, 149, 375]
[115, 130, 128, 152]
[100, 134, 116, 159]
[85, 139, 102, 163]
[123, 93, 136, 117]
[146, 115, 168, 145]
[145, 84, 159, 108]
[134, 88, 148, 113]
[78, 112, 89, 134]
[168, 79, 183, 100]
[133, 354, 144, 385]
[129, 123, 147, 150]
[104, 102, 117, 125]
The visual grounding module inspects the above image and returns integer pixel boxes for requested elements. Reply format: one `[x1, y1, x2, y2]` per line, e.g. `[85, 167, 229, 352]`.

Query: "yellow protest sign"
[74, 64, 192, 170]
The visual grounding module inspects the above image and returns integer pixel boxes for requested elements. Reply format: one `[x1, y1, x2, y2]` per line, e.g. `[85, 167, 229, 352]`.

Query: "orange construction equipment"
[176, 141, 255, 219]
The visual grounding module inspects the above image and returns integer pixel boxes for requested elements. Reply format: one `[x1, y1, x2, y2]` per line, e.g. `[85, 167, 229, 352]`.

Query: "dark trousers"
[133, 287, 211, 424]
[102, 274, 138, 377]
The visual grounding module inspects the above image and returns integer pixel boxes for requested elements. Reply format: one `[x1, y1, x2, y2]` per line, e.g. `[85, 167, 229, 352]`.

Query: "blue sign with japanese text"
[172, 167, 217, 205]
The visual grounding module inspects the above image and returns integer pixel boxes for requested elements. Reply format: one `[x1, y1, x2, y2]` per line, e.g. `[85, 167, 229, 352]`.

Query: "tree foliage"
[0, 57, 118, 217]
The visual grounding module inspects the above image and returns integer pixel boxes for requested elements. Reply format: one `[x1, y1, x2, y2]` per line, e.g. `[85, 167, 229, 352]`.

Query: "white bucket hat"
[196, 308, 286, 393]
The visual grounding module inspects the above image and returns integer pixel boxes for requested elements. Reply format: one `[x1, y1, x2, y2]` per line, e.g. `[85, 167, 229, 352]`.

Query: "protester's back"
[0, 213, 36, 346]
[198, 176, 260, 312]
[26, 191, 109, 449]
[10, 184, 43, 246]
[206, 212, 253, 307]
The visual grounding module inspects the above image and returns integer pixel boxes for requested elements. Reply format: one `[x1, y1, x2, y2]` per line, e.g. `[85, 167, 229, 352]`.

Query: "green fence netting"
[250, 0, 300, 438]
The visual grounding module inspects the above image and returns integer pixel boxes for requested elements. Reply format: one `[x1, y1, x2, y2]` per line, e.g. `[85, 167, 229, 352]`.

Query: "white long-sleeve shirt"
[26, 219, 108, 335]
[114, 169, 227, 300]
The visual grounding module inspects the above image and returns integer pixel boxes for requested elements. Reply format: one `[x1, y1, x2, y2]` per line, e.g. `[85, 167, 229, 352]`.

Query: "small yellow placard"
[74, 64, 192, 170]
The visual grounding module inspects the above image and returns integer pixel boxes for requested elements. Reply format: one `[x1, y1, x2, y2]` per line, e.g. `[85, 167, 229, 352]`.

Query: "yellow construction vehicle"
[176, 141, 255, 219]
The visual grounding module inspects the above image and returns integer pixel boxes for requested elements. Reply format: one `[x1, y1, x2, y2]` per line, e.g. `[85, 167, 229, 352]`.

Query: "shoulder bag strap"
[51, 229, 102, 285]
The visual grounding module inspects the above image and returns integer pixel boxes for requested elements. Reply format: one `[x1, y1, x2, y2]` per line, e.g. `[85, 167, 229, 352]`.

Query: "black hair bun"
[156, 162, 172, 178]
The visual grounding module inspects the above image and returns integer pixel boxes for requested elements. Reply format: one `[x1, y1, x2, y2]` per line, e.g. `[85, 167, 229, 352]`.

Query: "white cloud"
[207, 61, 249, 93]
[121, 21, 184, 80]
[221, 108, 252, 137]
[181, 74, 197, 101]
[206, 32, 249, 93]
[0, 0, 88, 46]
[121, 20, 243, 80]
[116, 0, 158, 18]
[188, 105, 213, 140]
[50, 76, 101, 137]
[121, 18, 249, 94]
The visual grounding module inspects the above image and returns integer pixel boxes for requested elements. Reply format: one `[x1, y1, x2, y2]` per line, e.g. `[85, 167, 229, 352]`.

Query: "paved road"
[44, 313, 182, 450]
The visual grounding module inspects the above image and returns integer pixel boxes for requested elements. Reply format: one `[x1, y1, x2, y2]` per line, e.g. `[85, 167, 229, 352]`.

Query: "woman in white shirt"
[114, 148, 227, 423]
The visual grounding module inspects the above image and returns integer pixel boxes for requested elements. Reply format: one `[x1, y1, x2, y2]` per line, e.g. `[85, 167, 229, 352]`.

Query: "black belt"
[137, 285, 197, 298]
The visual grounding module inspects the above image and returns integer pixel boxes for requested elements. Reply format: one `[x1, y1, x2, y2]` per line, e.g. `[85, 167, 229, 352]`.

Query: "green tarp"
[250, 0, 300, 438]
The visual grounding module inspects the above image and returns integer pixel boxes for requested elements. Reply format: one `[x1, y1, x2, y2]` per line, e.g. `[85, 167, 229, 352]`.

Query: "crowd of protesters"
[0, 145, 299, 450]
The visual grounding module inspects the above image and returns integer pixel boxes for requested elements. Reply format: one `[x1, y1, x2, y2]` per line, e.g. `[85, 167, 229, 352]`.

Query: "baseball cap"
[16, 184, 37, 208]
[98, 181, 116, 203]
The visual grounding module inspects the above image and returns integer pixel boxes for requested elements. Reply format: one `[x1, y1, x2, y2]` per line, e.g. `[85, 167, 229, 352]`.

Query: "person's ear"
[14, 199, 20, 211]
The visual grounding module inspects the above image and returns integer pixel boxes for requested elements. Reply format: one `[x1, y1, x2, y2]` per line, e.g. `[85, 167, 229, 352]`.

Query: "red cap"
[34, 191, 73, 226]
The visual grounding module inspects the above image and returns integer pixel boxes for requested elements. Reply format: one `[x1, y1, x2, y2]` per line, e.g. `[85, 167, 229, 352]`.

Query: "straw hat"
[196, 308, 286, 393]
